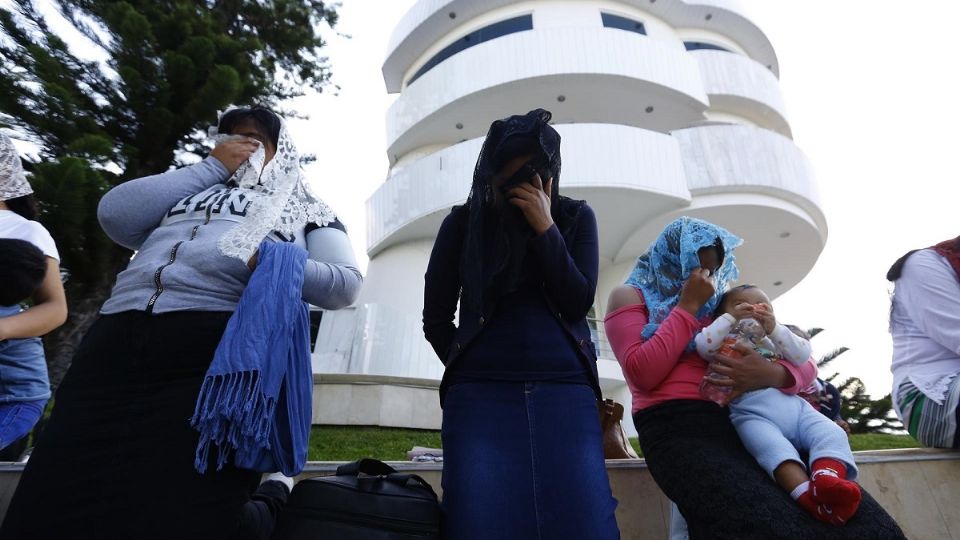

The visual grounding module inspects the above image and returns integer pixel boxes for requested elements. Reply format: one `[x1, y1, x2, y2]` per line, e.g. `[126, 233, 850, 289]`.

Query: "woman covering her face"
[423, 109, 620, 540]
[604, 217, 905, 539]
[1, 107, 363, 539]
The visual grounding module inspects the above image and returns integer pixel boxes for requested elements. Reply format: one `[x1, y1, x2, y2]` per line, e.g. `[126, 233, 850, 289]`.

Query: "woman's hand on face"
[506, 173, 554, 236]
[678, 268, 715, 316]
[211, 137, 260, 175]
[708, 342, 790, 400]
[753, 303, 776, 334]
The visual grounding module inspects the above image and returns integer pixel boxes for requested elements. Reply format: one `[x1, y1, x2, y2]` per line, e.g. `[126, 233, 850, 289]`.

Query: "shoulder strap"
[335, 459, 440, 501]
[336, 458, 397, 477]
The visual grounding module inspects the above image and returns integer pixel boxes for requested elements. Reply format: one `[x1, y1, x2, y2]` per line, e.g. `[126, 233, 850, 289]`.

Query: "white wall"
[358, 239, 436, 310]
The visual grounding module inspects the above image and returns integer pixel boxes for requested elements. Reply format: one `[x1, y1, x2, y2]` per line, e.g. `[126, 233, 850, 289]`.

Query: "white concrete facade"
[313, 0, 826, 434]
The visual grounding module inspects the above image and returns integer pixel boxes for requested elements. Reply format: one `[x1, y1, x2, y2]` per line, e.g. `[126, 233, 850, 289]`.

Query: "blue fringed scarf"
[191, 241, 312, 476]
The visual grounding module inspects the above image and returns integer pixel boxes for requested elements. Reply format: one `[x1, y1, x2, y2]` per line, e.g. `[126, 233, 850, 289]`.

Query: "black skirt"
[633, 400, 906, 540]
[0, 311, 260, 540]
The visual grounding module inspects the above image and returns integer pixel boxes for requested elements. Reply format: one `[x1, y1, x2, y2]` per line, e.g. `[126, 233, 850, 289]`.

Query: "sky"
[20, 1, 960, 398]
[284, 0, 960, 399]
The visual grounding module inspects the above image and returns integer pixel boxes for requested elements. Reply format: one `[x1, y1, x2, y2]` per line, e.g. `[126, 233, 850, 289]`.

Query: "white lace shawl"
[212, 115, 336, 262]
[0, 132, 33, 201]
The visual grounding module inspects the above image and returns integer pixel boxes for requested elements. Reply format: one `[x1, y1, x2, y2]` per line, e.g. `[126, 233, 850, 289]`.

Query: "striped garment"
[897, 375, 960, 448]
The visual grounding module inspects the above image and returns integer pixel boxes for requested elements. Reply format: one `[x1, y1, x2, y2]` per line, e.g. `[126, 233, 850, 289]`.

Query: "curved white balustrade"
[384, 0, 778, 92]
[692, 50, 791, 137]
[614, 124, 826, 297]
[386, 26, 709, 161]
[314, 305, 445, 381]
[674, 124, 823, 226]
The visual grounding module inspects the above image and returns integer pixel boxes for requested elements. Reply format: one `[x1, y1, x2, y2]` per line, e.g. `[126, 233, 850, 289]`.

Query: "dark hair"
[727, 284, 758, 293]
[3, 194, 39, 221]
[886, 250, 920, 282]
[886, 236, 960, 329]
[886, 250, 916, 329]
[715, 284, 758, 317]
[0, 238, 47, 305]
[217, 106, 282, 149]
[888, 237, 960, 281]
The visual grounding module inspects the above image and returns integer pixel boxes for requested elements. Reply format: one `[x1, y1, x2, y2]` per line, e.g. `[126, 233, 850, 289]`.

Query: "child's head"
[716, 284, 771, 317]
[0, 238, 47, 306]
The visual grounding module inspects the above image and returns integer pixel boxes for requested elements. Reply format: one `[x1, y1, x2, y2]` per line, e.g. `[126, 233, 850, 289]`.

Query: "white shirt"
[0, 209, 59, 261]
[890, 249, 960, 414]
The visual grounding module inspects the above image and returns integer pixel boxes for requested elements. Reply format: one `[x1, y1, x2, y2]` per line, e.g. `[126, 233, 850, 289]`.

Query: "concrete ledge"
[312, 375, 442, 430]
[2, 449, 958, 538]
[313, 373, 440, 389]
[845, 447, 958, 463]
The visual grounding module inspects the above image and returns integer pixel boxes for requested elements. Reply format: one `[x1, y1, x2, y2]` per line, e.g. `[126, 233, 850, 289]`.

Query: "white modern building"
[312, 0, 826, 434]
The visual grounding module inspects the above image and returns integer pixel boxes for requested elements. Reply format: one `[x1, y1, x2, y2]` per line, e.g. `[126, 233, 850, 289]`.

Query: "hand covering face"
[626, 217, 742, 347]
[211, 107, 336, 262]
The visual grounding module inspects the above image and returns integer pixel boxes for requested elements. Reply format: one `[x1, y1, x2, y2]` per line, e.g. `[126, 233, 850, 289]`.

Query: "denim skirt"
[441, 380, 620, 540]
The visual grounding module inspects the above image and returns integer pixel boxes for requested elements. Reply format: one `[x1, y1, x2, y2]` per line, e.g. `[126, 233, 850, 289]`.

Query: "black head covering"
[455, 108, 585, 313]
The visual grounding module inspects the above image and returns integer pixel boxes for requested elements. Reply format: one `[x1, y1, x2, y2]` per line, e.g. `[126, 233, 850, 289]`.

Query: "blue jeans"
[731, 388, 858, 479]
[0, 399, 46, 451]
[441, 381, 620, 540]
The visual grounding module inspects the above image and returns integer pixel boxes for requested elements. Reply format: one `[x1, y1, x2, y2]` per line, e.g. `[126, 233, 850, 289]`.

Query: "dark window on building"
[684, 41, 733, 53]
[601, 13, 647, 35]
[309, 309, 323, 349]
[407, 15, 533, 86]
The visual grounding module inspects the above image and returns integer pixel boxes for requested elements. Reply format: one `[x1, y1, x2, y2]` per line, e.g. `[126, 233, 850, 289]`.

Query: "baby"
[696, 285, 861, 526]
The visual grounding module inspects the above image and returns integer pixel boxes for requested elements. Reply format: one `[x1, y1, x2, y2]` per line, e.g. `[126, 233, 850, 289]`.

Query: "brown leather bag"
[598, 398, 640, 459]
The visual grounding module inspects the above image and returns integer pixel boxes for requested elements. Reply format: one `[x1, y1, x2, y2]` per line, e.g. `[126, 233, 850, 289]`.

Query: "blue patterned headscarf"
[626, 217, 743, 348]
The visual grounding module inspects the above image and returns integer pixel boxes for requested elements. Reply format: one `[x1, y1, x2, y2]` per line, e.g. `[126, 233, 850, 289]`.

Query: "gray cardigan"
[98, 156, 362, 314]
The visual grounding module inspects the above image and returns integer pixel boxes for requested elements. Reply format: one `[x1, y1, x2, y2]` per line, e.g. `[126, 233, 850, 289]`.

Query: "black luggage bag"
[271, 458, 441, 539]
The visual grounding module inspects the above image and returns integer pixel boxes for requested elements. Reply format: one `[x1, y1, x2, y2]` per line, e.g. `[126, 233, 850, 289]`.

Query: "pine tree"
[0, 0, 339, 387]
[812, 332, 902, 434]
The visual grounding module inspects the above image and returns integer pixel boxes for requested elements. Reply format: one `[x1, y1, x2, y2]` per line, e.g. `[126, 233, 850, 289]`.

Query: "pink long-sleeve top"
[604, 287, 817, 413]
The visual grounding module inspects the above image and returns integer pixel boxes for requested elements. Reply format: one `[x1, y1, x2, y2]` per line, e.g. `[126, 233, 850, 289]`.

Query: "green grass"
[308, 426, 442, 461]
[307, 427, 919, 462]
[848, 433, 920, 451]
[627, 434, 920, 458]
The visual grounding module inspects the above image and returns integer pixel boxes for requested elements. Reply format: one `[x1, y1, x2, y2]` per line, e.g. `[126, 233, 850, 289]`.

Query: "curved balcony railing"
[673, 124, 821, 222]
[613, 123, 826, 294]
[386, 26, 709, 161]
[691, 49, 791, 137]
[384, 0, 778, 92]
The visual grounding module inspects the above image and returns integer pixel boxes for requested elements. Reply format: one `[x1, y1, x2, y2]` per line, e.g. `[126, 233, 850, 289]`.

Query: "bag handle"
[336, 458, 398, 477]
[385, 473, 440, 501]
[336, 459, 441, 501]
